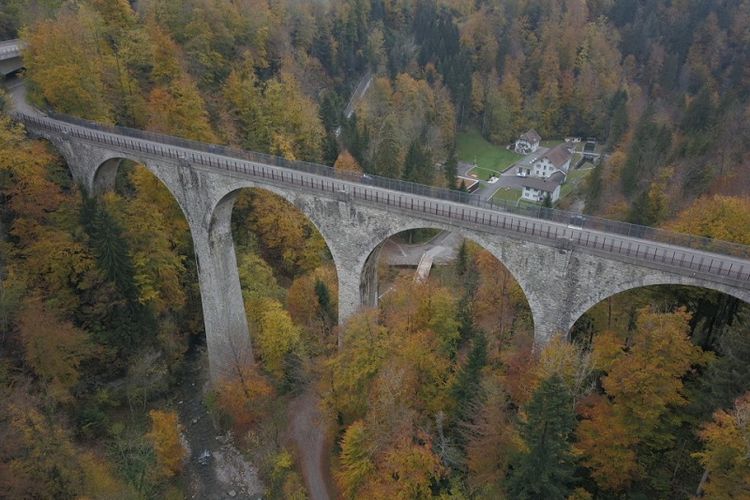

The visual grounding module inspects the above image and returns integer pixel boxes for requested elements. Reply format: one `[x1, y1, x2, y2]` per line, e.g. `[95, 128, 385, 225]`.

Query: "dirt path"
[287, 387, 333, 500]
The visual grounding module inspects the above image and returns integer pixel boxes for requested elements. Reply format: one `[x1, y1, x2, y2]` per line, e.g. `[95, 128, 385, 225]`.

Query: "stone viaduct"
[3, 41, 749, 381]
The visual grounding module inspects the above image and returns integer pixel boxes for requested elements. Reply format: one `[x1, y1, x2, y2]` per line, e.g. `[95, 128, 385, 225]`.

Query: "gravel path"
[287, 387, 333, 500]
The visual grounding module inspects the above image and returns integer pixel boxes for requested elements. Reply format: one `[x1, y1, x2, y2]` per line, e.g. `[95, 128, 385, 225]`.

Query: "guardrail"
[13, 110, 750, 289]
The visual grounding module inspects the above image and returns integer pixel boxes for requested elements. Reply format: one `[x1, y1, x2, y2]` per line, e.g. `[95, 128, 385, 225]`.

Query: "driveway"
[458, 146, 550, 202]
[472, 168, 531, 202]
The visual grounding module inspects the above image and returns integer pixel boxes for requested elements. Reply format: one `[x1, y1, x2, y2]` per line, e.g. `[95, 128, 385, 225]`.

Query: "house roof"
[522, 171, 565, 192]
[519, 129, 541, 144]
[538, 144, 572, 168]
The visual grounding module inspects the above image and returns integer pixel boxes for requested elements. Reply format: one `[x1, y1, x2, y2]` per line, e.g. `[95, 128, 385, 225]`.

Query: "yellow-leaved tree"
[576, 308, 708, 491]
[694, 393, 750, 498]
[17, 296, 91, 403]
[22, 6, 115, 122]
[256, 298, 302, 379]
[146, 409, 187, 479]
[667, 195, 750, 244]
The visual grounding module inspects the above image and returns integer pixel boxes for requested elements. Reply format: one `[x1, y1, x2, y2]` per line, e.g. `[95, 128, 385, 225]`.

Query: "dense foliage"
[1, 0, 750, 497]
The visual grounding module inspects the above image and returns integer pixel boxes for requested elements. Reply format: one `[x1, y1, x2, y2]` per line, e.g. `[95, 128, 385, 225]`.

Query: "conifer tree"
[444, 147, 458, 189]
[451, 333, 487, 426]
[402, 138, 432, 184]
[315, 279, 336, 330]
[698, 309, 750, 413]
[507, 374, 576, 499]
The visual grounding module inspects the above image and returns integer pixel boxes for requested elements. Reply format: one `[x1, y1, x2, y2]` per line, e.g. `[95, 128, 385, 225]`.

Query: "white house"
[521, 172, 565, 203]
[531, 143, 572, 178]
[514, 129, 542, 154]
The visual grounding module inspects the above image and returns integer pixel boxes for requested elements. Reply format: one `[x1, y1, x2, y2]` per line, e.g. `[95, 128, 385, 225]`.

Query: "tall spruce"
[507, 374, 576, 499]
[444, 147, 458, 189]
[80, 195, 137, 301]
[80, 194, 154, 352]
[402, 138, 433, 184]
[697, 309, 750, 414]
[451, 333, 487, 427]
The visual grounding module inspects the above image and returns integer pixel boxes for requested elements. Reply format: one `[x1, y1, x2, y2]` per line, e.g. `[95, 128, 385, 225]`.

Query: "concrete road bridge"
[3, 46, 750, 381]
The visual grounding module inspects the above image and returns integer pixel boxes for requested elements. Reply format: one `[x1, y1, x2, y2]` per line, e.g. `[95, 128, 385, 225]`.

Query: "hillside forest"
[1, 0, 750, 498]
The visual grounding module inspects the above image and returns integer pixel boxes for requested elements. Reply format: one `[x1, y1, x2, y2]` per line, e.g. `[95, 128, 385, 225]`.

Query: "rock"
[198, 450, 212, 466]
[192, 417, 198, 424]
[228, 490, 236, 497]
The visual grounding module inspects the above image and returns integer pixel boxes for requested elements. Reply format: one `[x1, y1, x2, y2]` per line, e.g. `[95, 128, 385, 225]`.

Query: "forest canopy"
[1, 0, 750, 498]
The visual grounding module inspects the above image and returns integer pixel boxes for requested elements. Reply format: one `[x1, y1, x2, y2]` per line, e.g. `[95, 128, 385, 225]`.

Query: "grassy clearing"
[457, 129, 522, 174]
[491, 187, 523, 204]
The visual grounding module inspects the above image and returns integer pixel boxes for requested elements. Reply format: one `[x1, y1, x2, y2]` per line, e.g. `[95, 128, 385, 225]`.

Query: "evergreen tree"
[584, 162, 603, 213]
[621, 111, 672, 197]
[456, 240, 468, 276]
[507, 374, 576, 499]
[402, 138, 433, 184]
[319, 91, 344, 133]
[681, 86, 715, 133]
[444, 147, 458, 189]
[315, 278, 336, 331]
[607, 90, 628, 150]
[451, 333, 487, 426]
[80, 195, 137, 301]
[373, 117, 401, 178]
[80, 194, 154, 353]
[323, 132, 340, 167]
[342, 114, 370, 171]
[697, 309, 750, 414]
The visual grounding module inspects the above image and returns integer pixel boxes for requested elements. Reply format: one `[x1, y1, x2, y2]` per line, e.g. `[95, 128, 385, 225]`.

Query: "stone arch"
[354, 221, 535, 329]
[208, 182, 344, 335]
[567, 274, 750, 337]
[208, 183, 341, 264]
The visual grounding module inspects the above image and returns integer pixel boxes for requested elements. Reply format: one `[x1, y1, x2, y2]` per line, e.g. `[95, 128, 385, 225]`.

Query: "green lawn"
[560, 165, 593, 199]
[457, 129, 522, 175]
[491, 187, 523, 204]
[467, 166, 498, 181]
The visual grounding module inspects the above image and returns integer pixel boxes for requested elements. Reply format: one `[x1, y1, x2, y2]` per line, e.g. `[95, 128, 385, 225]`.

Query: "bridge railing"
[16, 110, 750, 265]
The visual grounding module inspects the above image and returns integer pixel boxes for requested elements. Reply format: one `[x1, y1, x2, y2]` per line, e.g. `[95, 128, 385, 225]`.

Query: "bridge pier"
[191, 193, 253, 383]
